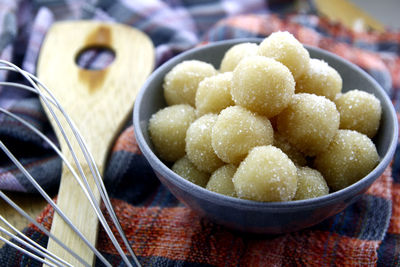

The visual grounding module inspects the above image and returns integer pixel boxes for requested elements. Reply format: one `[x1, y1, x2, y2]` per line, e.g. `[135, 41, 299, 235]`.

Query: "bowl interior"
[133, 38, 398, 211]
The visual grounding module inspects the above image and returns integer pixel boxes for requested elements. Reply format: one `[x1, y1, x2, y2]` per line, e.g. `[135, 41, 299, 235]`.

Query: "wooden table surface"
[314, 0, 385, 32]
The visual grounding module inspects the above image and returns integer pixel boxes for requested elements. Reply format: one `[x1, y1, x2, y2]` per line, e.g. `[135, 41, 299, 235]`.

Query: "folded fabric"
[0, 1, 399, 266]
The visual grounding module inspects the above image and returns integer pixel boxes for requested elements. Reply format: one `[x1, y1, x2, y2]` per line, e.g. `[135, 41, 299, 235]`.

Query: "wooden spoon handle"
[37, 21, 154, 266]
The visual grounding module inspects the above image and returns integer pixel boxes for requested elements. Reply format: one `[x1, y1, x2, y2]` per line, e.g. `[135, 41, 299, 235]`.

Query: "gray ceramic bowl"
[133, 39, 398, 234]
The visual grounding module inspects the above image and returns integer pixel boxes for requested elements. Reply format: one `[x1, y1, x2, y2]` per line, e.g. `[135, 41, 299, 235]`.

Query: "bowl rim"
[133, 38, 398, 212]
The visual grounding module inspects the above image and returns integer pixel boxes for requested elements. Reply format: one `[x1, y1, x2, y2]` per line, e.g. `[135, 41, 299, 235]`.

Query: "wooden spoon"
[37, 21, 154, 266]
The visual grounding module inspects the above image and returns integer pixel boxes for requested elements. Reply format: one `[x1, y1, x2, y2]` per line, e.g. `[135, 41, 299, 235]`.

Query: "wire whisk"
[0, 60, 141, 267]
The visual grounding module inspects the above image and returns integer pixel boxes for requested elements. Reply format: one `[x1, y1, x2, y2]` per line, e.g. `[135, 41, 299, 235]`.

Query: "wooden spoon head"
[38, 21, 154, 165]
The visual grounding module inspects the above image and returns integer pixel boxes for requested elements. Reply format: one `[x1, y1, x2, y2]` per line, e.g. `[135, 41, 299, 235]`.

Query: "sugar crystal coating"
[314, 130, 379, 191]
[231, 56, 295, 117]
[296, 58, 342, 101]
[172, 156, 209, 187]
[212, 106, 274, 164]
[186, 114, 224, 173]
[277, 93, 340, 156]
[195, 72, 234, 116]
[148, 104, 196, 162]
[258, 31, 310, 79]
[233, 146, 298, 201]
[149, 33, 383, 202]
[335, 89, 382, 138]
[294, 167, 329, 200]
[206, 164, 237, 197]
[220, 42, 259, 72]
[273, 132, 307, 166]
[164, 60, 217, 106]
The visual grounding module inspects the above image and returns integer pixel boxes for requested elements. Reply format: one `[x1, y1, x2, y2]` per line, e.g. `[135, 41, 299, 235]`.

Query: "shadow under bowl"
[133, 39, 398, 234]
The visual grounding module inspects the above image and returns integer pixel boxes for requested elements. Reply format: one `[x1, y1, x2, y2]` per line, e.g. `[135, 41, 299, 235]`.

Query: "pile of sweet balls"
[148, 31, 381, 202]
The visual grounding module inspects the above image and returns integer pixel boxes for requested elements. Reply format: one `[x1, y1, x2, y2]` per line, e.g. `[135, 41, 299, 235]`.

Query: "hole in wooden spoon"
[75, 46, 115, 70]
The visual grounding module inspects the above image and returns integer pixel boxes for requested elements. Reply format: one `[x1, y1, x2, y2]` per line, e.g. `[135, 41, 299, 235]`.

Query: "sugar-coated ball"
[277, 93, 340, 156]
[172, 156, 210, 187]
[164, 60, 217, 106]
[273, 132, 307, 166]
[231, 56, 295, 117]
[220, 42, 259, 72]
[206, 164, 237, 197]
[212, 106, 274, 164]
[258, 31, 310, 79]
[195, 72, 234, 116]
[335, 89, 382, 138]
[294, 167, 329, 200]
[233, 146, 298, 202]
[296, 58, 342, 101]
[186, 114, 224, 173]
[148, 104, 196, 162]
[314, 130, 379, 191]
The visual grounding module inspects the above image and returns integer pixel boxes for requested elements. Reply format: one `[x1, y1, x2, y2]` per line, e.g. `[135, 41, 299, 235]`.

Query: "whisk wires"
[0, 60, 142, 267]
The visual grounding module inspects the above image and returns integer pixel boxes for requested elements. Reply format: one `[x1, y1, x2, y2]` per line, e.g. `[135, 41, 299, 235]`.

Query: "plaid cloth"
[0, 0, 400, 266]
